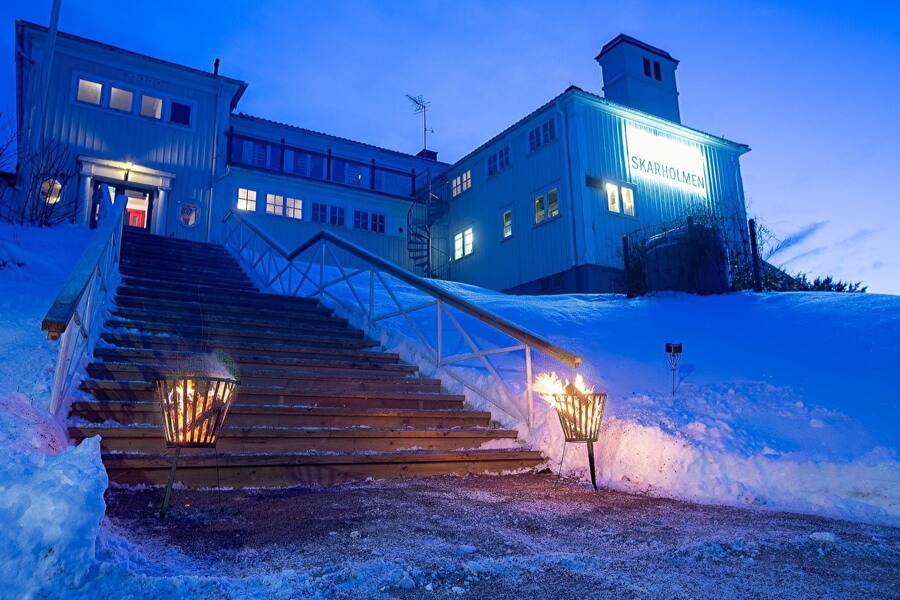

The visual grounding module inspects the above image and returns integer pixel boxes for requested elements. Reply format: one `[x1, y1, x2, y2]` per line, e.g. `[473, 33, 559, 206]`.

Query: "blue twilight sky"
[2, 1, 898, 294]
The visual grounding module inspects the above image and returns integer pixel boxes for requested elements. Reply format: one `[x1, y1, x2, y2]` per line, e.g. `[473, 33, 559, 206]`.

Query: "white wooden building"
[12, 23, 749, 294]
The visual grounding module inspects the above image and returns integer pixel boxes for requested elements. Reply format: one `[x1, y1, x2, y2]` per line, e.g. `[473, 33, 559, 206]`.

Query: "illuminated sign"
[625, 123, 707, 198]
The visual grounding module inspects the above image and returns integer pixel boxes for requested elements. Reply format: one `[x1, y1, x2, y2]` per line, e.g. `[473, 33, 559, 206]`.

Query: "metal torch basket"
[155, 376, 238, 448]
[552, 391, 608, 443]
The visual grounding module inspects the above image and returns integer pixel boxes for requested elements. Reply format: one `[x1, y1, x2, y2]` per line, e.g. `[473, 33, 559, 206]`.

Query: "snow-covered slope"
[421, 282, 899, 525]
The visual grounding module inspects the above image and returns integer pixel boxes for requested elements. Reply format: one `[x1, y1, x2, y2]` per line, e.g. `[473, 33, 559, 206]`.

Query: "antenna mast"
[406, 94, 433, 150]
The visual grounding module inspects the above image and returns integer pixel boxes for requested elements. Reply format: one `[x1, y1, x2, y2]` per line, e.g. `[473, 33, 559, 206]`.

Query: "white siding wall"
[445, 105, 573, 291]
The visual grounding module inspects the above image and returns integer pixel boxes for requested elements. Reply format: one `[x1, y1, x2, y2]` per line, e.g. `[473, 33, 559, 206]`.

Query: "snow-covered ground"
[0, 222, 898, 598]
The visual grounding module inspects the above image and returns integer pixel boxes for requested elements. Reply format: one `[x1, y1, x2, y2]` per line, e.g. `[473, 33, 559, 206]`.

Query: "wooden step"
[100, 449, 545, 487]
[99, 332, 379, 353]
[71, 424, 516, 454]
[82, 374, 443, 394]
[92, 346, 402, 367]
[119, 261, 252, 282]
[117, 269, 255, 289]
[86, 361, 418, 382]
[71, 401, 492, 428]
[110, 308, 348, 332]
[114, 292, 333, 318]
[104, 318, 364, 343]
[119, 276, 322, 307]
[79, 382, 464, 409]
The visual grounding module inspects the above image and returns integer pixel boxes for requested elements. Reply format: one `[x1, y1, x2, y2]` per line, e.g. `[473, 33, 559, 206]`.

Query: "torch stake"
[160, 446, 182, 519]
[586, 441, 598, 491]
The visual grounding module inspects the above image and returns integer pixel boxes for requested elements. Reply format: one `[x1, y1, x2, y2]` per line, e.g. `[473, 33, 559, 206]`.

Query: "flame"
[533, 372, 594, 408]
[167, 379, 230, 444]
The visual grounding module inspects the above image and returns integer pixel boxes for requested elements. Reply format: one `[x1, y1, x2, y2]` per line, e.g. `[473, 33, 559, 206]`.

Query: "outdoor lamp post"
[155, 375, 237, 518]
[551, 383, 608, 491]
[665, 342, 683, 395]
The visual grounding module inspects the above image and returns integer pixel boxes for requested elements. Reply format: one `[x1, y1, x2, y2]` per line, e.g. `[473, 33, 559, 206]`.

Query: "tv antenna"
[406, 94, 434, 150]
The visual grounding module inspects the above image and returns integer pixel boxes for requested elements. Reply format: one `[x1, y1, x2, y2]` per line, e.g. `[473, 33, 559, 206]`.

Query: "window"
[41, 179, 62, 205]
[454, 227, 474, 260]
[653, 61, 662, 81]
[140, 94, 162, 119]
[286, 197, 302, 220]
[311, 202, 328, 223]
[534, 194, 545, 224]
[643, 58, 652, 77]
[502, 210, 512, 239]
[77, 79, 102, 105]
[528, 118, 556, 151]
[371, 213, 385, 234]
[329, 205, 345, 227]
[548, 189, 559, 218]
[606, 182, 635, 216]
[109, 87, 133, 112]
[621, 186, 635, 216]
[606, 182, 620, 213]
[170, 101, 191, 125]
[452, 170, 472, 197]
[353, 210, 369, 230]
[266, 193, 284, 216]
[236, 188, 256, 212]
[487, 146, 510, 176]
[533, 188, 560, 224]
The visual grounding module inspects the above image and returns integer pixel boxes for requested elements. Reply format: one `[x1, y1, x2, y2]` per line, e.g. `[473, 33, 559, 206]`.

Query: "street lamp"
[665, 342, 682, 395]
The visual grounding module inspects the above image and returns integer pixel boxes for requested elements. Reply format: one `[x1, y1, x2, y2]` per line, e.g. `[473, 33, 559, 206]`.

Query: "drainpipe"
[555, 98, 580, 292]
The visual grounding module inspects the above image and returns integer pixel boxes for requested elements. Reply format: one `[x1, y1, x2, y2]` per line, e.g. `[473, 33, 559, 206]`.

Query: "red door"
[127, 208, 146, 228]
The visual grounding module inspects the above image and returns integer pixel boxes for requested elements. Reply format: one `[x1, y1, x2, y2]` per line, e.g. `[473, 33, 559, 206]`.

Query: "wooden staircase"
[69, 230, 543, 487]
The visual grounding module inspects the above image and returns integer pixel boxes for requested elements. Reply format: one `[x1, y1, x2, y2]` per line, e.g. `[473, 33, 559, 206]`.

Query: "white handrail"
[222, 210, 583, 428]
[42, 185, 125, 414]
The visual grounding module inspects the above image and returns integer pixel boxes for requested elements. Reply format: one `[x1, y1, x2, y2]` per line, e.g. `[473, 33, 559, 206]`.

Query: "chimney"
[595, 34, 681, 123]
[213, 57, 220, 75]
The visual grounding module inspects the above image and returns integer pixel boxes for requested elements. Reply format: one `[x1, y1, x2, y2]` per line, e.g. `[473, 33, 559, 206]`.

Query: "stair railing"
[222, 209, 583, 428]
[42, 185, 125, 415]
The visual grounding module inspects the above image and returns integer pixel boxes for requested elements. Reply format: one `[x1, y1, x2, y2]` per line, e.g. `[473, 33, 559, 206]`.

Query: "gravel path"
[105, 473, 900, 599]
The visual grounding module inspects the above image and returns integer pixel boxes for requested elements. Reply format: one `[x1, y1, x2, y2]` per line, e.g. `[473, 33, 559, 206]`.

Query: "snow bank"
[307, 268, 900, 526]
[0, 435, 108, 596]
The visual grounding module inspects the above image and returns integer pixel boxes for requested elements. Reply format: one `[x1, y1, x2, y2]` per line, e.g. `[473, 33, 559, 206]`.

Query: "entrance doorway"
[90, 182, 154, 231]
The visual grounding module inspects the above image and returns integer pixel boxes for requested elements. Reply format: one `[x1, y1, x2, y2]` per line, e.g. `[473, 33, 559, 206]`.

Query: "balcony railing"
[227, 130, 420, 199]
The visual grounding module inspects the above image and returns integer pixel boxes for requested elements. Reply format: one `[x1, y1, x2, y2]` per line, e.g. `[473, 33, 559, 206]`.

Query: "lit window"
[266, 193, 284, 216]
[170, 101, 191, 125]
[140, 95, 163, 119]
[311, 202, 328, 223]
[453, 227, 474, 260]
[109, 87, 133, 112]
[534, 188, 560, 223]
[606, 182, 635, 215]
[329, 205, 345, 227]
[528, 119, 556, 151]
[502, 210, 512, 239]
[606, 183, 620, 213]
[452, 170, 472, 197]
[534, 194, 545, 224]
[353, 210, 369, 230]
[77, 79, 102, 105]
[371, 213, 385, 234]
[41, 179, 62, 204]
[622, 187, 635, 216]
[236, 188, 256, 212]
[286, 197, 302, 220]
